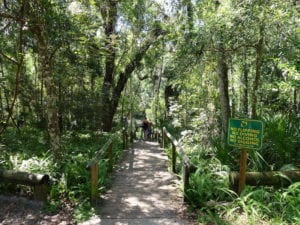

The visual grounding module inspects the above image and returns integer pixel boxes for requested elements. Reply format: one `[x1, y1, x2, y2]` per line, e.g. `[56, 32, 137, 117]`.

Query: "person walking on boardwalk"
[147, 120, 153, 139]
[141, 118, 149, 140]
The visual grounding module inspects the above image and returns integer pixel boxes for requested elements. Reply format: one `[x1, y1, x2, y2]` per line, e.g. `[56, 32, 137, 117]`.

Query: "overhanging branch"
[0, 51, 18, 64]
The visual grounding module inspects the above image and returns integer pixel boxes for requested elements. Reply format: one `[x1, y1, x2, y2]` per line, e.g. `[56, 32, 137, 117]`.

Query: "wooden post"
[130, 130, 134, 143]
[238, 149, 248, 195]
[108, 143, 113, 173]
[90, 163, 99, 203]
[182, 163, 190, 202]
[172, 143, 176, 173]
[34, 183, 49, 202]
[123, 129, 126, 150]
[124, 131, 128, 149]
[162, 128, 165, 148]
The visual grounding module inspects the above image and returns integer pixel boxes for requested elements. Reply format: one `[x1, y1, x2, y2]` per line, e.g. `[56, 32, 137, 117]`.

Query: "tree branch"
[0, 4, 25, 135]
[112, 34, 164, 108]
[137, 74, 149, 80]
[0, 21, 11, 32]
[0, 51, 18, 64]
[0, 12, 19, 21]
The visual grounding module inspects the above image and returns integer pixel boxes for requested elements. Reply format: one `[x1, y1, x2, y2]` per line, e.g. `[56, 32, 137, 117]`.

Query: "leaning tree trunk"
[217, 47, 231, 143]
[101, 39, 158, 132]
[99, 38, 164, 132]
[99, 0, 118, 132]
[99, 0, 166, 132]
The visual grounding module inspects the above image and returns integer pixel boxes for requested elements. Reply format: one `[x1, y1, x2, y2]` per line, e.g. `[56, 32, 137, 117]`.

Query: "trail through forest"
[79, 140, 195, 225]
[0, 140, 195, 225]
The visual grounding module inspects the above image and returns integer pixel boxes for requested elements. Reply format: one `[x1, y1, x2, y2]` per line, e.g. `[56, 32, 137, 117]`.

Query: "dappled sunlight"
[80, 141, 191, 224]
[124, 196, 147, 208]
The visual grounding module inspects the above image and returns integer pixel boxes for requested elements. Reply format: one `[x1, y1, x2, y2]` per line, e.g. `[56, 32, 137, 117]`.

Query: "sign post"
[238, 149, 248, 195]
[228, 118, 263, 195]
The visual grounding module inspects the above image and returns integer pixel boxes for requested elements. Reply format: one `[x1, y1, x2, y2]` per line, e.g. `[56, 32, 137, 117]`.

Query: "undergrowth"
[0, 127, 124, 222]
[165, 112, 300, 225]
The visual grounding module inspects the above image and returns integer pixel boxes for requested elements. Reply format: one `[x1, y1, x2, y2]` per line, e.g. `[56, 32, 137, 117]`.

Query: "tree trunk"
[294, 88, 298, 112]
[99, 0, 118, 131]
[27, 1, 61, 161]
[155, 60, 164, 126]
[100, 39, 163, 131]
[40, 52, 61, 160]
[229, 170, 300, 191]
[99, 1, 166, 131]
[183, 0, 193, 35]
[164, 84, 179, 119]
[0, 5, 24, 135]
[217, 47, 230, 143]
[58, 83, 63, 133]
[251, 27, 264, 119]
[0, 62, 4, 120]
[242, 62, 249, 117]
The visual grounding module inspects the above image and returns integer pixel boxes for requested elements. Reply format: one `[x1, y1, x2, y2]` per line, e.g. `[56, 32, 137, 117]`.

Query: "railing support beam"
[172, 143, 176, 173]
[108, 143, 113, 173]
[90, 163, 99, 203]
[182, 164, 190, 202]
[162, 127, 195, 204]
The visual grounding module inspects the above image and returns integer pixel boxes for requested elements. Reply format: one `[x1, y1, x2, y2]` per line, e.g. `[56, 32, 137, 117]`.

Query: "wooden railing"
[161, 127, 196, 202]
[86, 128, 128, 203]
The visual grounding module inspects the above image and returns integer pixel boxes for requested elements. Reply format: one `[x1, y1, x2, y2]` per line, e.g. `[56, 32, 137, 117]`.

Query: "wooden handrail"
[86, 138, 113, 170]
[162, 127, 196, 202]
[86, 128, 128, 203]
[163, 127, 192, 169]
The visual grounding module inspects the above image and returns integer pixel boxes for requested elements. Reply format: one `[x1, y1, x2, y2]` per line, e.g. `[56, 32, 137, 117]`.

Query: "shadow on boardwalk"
[80, 140, 195, 225]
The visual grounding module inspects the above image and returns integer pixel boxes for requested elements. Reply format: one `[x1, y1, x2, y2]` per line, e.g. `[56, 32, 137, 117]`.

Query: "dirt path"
[0, 195, 73, 225]
[79, 140, 195, 225]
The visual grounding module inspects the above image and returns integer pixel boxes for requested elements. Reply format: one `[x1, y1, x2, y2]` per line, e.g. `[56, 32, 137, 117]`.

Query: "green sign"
[228, 118, 263, 149]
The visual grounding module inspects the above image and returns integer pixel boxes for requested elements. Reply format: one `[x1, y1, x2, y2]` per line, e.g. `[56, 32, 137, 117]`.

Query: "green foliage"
[185, 156, 235, 207]
[165, 115, 299, 224]
[225, 184, 300, 224]
[185, 151, 300, 224]
[73, 198, 95, 222]
[261, 113, 300, 170]
[1, 0, 299, 224]
[1, 127, 49, 158]
[0, 127, 124, 222]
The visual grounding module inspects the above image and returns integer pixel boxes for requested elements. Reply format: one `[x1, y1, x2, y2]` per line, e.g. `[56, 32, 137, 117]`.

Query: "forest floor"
[0, 194, 74, 225]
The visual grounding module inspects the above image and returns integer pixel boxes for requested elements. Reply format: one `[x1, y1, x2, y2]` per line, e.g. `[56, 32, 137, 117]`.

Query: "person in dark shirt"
[147, 120, 152, 139]
[141, 119, 149, 140]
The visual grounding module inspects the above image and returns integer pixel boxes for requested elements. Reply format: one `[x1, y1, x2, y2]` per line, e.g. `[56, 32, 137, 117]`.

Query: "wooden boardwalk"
[80, 140, 194, 225]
